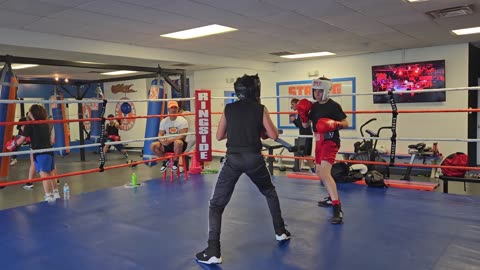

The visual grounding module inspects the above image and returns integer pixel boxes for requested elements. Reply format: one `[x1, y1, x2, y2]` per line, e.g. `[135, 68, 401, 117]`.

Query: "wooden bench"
[439, 175, 480, 193]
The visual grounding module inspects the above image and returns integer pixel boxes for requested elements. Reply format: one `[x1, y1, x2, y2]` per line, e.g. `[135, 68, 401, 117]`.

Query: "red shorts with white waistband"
[314, 133, 339, 165]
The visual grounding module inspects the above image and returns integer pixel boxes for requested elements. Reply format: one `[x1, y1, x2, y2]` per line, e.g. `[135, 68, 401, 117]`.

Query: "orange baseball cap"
[167, 101, 179, 108]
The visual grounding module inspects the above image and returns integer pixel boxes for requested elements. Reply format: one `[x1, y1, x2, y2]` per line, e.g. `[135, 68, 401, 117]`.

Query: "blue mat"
[0, 175, 479, 270]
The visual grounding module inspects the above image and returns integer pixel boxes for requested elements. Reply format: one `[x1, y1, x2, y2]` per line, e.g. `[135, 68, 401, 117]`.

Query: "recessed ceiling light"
[161, 24, 237, 39]
[280, 52, 336, 59]
[101, 70, 138, 75]
[11, 64, 39, 70]
[452, 26, 480, 35]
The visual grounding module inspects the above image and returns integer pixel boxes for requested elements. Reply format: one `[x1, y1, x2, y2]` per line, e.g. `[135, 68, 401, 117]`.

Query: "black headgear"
[234, 74, 261, 102]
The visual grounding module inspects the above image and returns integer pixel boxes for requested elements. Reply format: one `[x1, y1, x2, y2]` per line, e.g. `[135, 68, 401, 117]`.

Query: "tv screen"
[372, 60, 446, 103]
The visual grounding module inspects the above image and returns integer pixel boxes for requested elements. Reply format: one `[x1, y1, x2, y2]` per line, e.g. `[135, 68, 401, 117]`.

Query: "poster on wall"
[276, 77, 356, 130]
[104, 79, 147, 147]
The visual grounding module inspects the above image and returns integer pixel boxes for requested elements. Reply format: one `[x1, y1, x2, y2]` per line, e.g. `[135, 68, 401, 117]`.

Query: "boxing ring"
[1, 58, 480, 269]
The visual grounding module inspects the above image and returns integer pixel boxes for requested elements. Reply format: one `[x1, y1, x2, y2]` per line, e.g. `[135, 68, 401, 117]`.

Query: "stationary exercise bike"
[351, 118, 391, 177]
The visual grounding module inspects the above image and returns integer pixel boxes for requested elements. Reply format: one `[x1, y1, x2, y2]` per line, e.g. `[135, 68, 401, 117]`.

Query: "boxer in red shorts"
[296, 77, 348, 224]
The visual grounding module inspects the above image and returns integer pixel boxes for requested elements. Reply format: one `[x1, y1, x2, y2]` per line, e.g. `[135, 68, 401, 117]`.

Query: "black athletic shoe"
[172, 160, 179, 171]
[318, 196, 332, 207]
[195, 241, 222, 264]
[159, 161, 168, 172]
[275, 228, 291, 241]
[331, 204, 344, 224]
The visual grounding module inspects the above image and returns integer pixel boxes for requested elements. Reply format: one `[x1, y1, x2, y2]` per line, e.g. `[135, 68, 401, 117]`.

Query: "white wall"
[192, 68, 276, 154]
[193, 43, 469, 158]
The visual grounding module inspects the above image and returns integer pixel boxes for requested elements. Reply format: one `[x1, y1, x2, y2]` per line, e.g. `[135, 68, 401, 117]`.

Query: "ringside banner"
[195, 90, 212, 162]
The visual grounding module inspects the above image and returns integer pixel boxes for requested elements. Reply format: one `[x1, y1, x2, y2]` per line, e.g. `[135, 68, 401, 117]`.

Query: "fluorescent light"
[452, 26, 480, 35]
[12, 64, 39, 69]
[161, 24, 237, 39]
[101, 70, 138, 75]
[75, 61, 104, 64]
[280, 52, 336, 59]
[407, 0, 430, 2]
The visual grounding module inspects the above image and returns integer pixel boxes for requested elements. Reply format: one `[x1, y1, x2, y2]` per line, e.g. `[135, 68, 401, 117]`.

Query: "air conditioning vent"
[427, 5, 474, 19]
[269, 51, 296, 56]
[171, 63, 193, 67]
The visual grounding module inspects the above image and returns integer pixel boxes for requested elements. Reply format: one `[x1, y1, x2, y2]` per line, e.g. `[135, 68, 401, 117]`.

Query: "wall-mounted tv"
[372, 60, 446, 103]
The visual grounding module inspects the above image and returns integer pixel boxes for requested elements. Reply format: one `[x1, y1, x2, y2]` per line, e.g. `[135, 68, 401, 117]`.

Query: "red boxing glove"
[25, 137, 31, 144]
[5, 139, 18, 152]
[316, 118, 343, 133]
[108, 135, 121, 141]
[296, 99, 312, 123]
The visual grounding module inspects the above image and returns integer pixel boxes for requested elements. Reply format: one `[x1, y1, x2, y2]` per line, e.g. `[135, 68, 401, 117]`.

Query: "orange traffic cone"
[189, 152, 203, 174]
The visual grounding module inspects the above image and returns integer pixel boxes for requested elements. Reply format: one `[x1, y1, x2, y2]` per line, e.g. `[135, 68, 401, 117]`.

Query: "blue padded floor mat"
[0, 174, 479, 270]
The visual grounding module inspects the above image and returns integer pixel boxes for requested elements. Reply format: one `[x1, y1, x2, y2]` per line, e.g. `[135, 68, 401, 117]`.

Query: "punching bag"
[50, 93, 70, 156]
[0, 64, 17, 182]
[142, 78, 165, 166]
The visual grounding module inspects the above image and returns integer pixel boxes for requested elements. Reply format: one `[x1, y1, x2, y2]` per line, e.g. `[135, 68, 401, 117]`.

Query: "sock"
[45, 192, 52, 197]
[332, 200, 340, 206]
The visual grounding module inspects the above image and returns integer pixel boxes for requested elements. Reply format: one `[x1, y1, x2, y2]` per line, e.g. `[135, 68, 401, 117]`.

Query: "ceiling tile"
[0, 0, 70, 17]
[78, 0, 203, 28]
[192, 0, 284, 17]
[0, 10, 42, 28]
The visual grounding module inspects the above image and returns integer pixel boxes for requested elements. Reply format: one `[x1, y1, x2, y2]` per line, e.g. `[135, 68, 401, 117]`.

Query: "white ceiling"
[0, 0, 479, 79]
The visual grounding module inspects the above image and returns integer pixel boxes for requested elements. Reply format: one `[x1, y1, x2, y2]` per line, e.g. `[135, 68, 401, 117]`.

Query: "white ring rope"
[278, 134, 480, 143]
[210, 86, 480, 100]
[0, 97, 195, 104]
[2, 86, 479, 104]
[0, 132, 195, 157]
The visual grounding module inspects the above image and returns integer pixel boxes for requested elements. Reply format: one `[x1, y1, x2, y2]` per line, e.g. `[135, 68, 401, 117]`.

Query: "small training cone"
[189, 152, 203, 174]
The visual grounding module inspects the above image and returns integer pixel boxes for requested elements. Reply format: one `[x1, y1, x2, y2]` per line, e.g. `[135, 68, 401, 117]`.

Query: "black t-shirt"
[292, 117, 313, 136]
[106, 121, 120, 136]
[309, 99, 347, 145]
[23, 123, 52, 150]
[225, 100, 264, 154]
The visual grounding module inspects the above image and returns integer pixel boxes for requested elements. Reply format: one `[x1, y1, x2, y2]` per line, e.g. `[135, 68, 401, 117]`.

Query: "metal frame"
[1, 54, 188, 161]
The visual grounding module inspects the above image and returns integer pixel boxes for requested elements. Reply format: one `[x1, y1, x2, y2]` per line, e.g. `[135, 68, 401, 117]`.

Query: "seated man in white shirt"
[150, 101, 189, 171]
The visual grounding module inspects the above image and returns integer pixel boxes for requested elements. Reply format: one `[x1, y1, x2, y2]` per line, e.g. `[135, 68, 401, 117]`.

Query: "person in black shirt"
[9, 116, 27, 166]
[103, 114, 128, 160]
[12, 105, 60, 202]
[297, 77, 348, 224]
[195, 75, 290, 265]
[290, 98, 315, 172]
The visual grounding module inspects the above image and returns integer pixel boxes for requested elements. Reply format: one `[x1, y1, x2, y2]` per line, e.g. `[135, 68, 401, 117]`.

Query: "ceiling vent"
[427, 5, 474, 19]
[269, 51, 296, 56]
[171, 63, 193, 67]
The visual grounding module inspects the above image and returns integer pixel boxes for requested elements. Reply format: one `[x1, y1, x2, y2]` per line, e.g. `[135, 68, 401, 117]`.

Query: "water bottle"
[63, 183, 70, 200]
[131, 172, 138, 186]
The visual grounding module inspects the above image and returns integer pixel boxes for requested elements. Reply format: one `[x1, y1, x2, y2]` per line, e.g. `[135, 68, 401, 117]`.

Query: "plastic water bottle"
[131, 173, 138, 186]
[63, 183, 70, 200]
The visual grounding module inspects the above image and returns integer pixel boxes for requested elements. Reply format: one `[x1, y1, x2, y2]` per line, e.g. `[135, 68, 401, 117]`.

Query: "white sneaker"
[10, 158, 17, 166]
[44, 194, 55, 203]
[23, 183, 34, 189]
[53, 190, 61, 199]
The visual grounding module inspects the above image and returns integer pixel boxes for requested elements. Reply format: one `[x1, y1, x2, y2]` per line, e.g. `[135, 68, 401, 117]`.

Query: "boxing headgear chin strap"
[312, 79, 332, 101]
[234, 74, 261, 102]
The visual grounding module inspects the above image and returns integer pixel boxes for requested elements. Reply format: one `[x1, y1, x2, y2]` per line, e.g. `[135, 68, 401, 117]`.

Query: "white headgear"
[312, 79, 332, 101]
